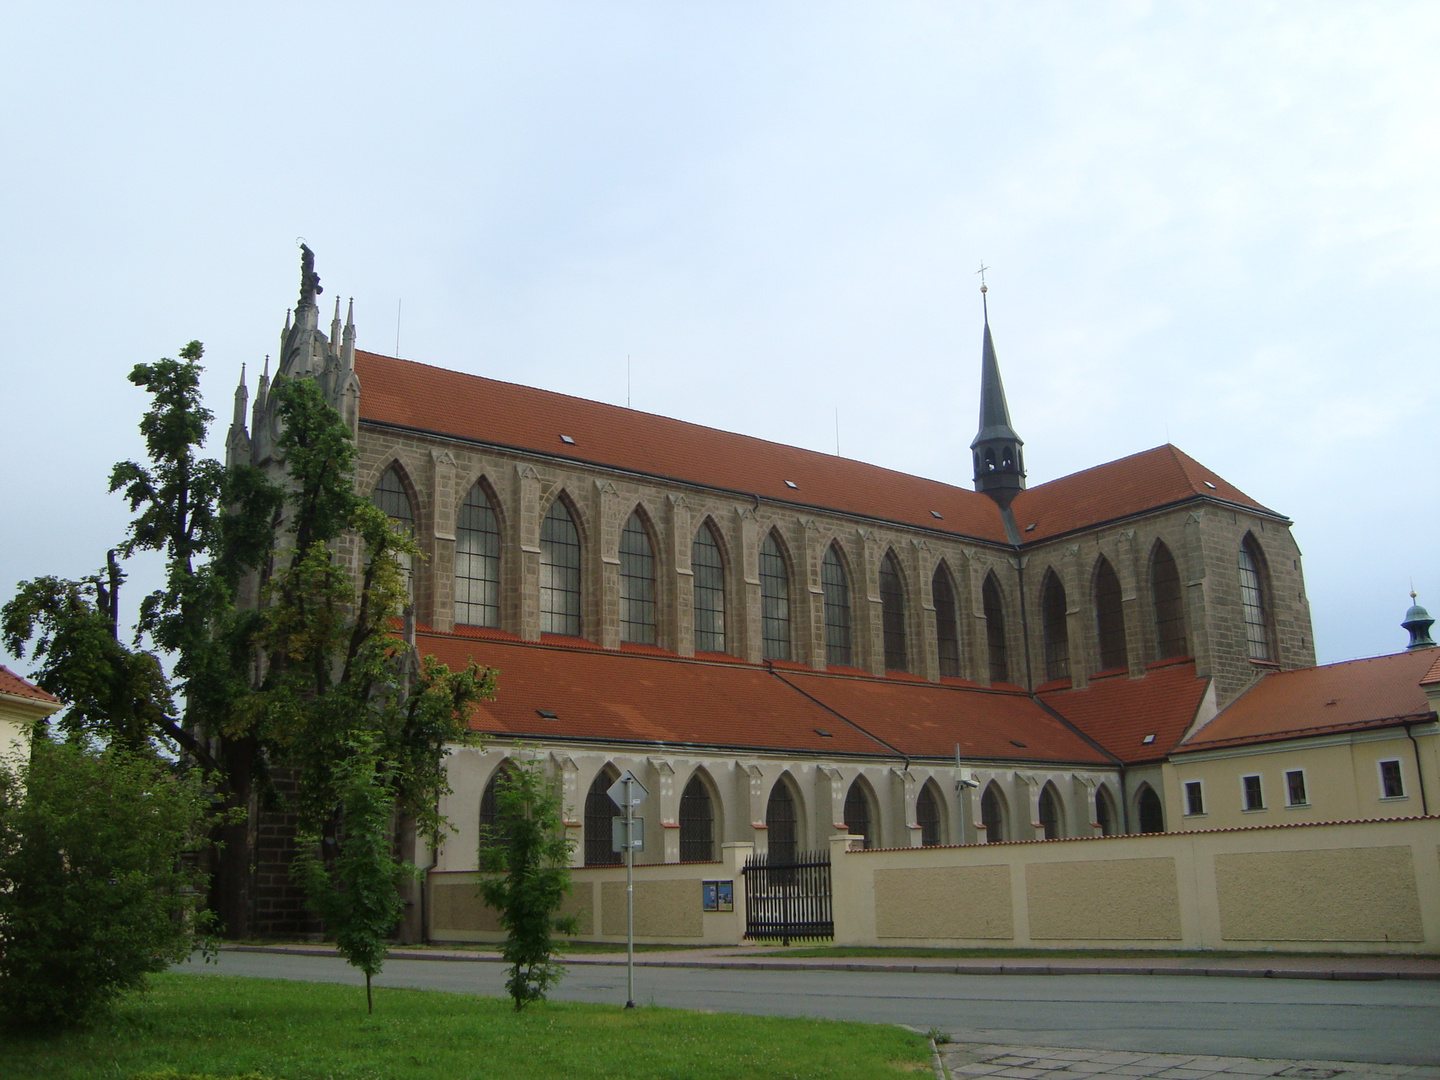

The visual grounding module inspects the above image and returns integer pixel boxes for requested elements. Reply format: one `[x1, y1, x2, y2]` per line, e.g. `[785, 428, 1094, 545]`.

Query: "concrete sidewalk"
[222, 943, 1440, 981]
[933, 1041, 1440, 1080]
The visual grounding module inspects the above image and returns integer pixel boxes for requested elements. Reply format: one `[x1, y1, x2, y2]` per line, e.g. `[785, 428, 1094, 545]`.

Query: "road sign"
[607, 771, 648, 810]
[611, 816, 644, 853]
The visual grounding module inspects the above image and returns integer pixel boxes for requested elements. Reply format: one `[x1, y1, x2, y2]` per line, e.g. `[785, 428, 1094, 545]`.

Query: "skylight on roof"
[930, 510, 943, 519]
[559, 435, 575, 445]
[1010, 739, 1027, 748]
[1024, 523, 1037, 532]
[784, 480, 798, 489]
[1142, 733, 1156, 744]
[1203, 481, 1217, 489]
[536, 709, 558, 719]
[814, 728, 833, 738]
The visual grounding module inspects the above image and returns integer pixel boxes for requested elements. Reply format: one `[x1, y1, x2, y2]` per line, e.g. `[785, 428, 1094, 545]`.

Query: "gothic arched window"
[917, 781, 943, 847]
[540, 498, 582, 637]
[619, 511, 656, 644]
[692, 522, 726, 653]
[933, 564, 960, 678]
[584, 767, 621, 866]
[980, 783, 1006, 843]
[1095, 557, 1128, 672]
[455, 483, 500, 628]
[759, 531, 791, 661]
[1238, 535, 1273, 662]
[1039, 783, 1063, 840]
[1041, 571, 1070, 681]
[1151, 541, 1188, 659]
[678, 774, 715, 862]
[372, 465, 415, 595]
[478, 759, 518, 852]
[1137, 783, 1165, 834]
[765, 779, 798, 864]
[879, 551, 908, 672]
[983, 573, 1009, 683]
[1095, 785, 1118, 837]
[843, 780, 873, 849]
[822, 544, 852, 667]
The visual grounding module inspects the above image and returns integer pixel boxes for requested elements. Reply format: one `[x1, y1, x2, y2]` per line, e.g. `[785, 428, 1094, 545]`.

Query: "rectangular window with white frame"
[1378, 759, 1406, 799]
[1241, 773, 1264, 812]
[1184, 780, 1205, 816]
[1284, 768, 1308, 807]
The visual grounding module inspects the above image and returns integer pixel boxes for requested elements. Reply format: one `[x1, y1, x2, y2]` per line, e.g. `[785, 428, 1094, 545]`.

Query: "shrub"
[0, 738, 212, 1030]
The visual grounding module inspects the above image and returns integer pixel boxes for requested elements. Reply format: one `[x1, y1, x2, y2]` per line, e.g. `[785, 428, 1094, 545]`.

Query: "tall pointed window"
[619, 511, 656, 644]
[692, 522, 726, 653]
[455, 483, 500, 627]
[917, 782, 943, 847]
[822, 544, 852, 667]
[1238, 536, 1273, 662]
[765, 780, 798, 864]
[933, 564, 960, 678]
[1039, 783, 1063, 840]
[983, 573, 1009, 683]
[843, 781, 873, 849]
[1041, 571, 1070, 681]
[372, 465, 415, 595]
[584, 767, 621, 866]
[879, 551, 907, 672]
[1095, 557, 1128, 672]
[1137, 783, 1165, 834]
[540, 498, 581, 637]
[1151, 541, 1187, 659]
[679, 775, 715, 862]
[759, 531, 791, 661]
[981, 783, 1006, 843]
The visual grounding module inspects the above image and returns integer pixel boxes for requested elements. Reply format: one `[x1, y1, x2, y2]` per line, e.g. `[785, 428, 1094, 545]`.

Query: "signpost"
[607, 770, 648, 1009]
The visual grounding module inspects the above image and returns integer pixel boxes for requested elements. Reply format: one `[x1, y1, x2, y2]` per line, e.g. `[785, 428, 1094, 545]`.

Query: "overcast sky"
[2, 2, 1436, 675]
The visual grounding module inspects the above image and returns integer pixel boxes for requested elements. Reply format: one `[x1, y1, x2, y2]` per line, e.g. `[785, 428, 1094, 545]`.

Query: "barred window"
[455, 483, 500, 628]
[879, 551, 907, 672]
[540, 499, 581, 637]
[1095, 557, 1128, 672]
[619, 512, 656, 644]
[843, 781, 872, 849]
[933, 565, 960, 678]
[1041, 571, 1070, 681]
[917, 782, 942, 847]
[692, 522, 726, 653]
[980, 783, 1005, 843]
[678, 775, 715, 862]
[584, 768, 621, 866]
[765, 780, 798, 864]
[1039, 783, 1063, 840]
[1238, 537, 1272, 662]
[822, 544, 852, 667]
[372, 465, 414, 594]
[1151, 541, 1187, 659]
[983, 573, 1009, 683]
[759, 531, 791, 661]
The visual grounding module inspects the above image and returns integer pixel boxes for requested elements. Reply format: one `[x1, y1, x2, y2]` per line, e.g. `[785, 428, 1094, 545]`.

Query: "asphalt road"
[180, 951, 1440, 1066]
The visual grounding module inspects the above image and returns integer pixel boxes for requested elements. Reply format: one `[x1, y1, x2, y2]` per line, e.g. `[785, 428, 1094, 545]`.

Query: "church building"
[228, 252, 1334, 886]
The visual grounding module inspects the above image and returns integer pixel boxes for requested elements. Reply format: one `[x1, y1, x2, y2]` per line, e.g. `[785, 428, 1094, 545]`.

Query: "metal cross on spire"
[976, 262, 990, 318]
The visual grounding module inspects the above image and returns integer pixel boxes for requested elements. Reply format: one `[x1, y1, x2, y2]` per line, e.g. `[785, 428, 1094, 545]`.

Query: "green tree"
[0, 738, 213, 1030]
[292, 736, 411, 1013]
[478, 756, 579, 1011]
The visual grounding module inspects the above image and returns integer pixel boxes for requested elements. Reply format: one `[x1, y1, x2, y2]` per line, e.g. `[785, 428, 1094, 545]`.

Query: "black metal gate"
[742, 848, 833, 944]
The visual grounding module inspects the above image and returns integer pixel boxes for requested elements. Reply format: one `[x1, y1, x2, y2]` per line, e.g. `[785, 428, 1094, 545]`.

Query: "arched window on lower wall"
[584, 767, 622, 866]
[916, 781, 944, 846]
[1038, 782, 1064, 839]
[765, 779, 799, 864]
[1137, 783, 1165, 834]
[980, 782, 1007, 843]
[843, 779, 874, 849]
[678, 774, 715, 862]
[1095, 784, 1118, 836]
[478, 759, 518, 851]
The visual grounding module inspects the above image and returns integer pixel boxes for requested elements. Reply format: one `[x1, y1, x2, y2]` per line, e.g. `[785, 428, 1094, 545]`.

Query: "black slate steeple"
[971, 288, 1025, 508]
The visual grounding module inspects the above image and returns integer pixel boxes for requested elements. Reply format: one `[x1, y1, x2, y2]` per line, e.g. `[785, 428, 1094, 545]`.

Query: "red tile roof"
[1039, 660, 1210, 764]
[356, 353, 1274, 546]
[1011, 445, 1274, 543]
[1179, 648, 1439, 752]
[415, 632, 1109, 763]
[0, 666, 60, 705]
[1422, 651, 1440, 687]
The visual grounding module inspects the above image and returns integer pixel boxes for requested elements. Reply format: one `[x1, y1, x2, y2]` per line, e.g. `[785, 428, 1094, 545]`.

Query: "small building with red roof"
[0, 665, 61, 763]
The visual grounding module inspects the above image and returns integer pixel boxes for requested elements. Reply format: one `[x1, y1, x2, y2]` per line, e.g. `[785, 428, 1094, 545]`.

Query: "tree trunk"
[210, 735, 259, 939]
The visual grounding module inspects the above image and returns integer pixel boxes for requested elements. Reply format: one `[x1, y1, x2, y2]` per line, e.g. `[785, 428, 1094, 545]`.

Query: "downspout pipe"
[1404, 720, 1431, 817]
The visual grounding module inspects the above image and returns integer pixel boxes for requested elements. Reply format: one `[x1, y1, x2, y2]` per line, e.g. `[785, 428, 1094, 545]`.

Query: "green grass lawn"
[0, 973, 928, 1080]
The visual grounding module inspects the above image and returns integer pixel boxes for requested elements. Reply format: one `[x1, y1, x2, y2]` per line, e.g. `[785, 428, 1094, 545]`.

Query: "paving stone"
[953, 1066, 1007, 1076]
[990, 1070, 1048, 1079]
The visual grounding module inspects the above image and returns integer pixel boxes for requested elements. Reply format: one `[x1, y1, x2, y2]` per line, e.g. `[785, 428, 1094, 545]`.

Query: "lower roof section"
[416, 630, 1112, 765]
[1039, 658, 1210, 764]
